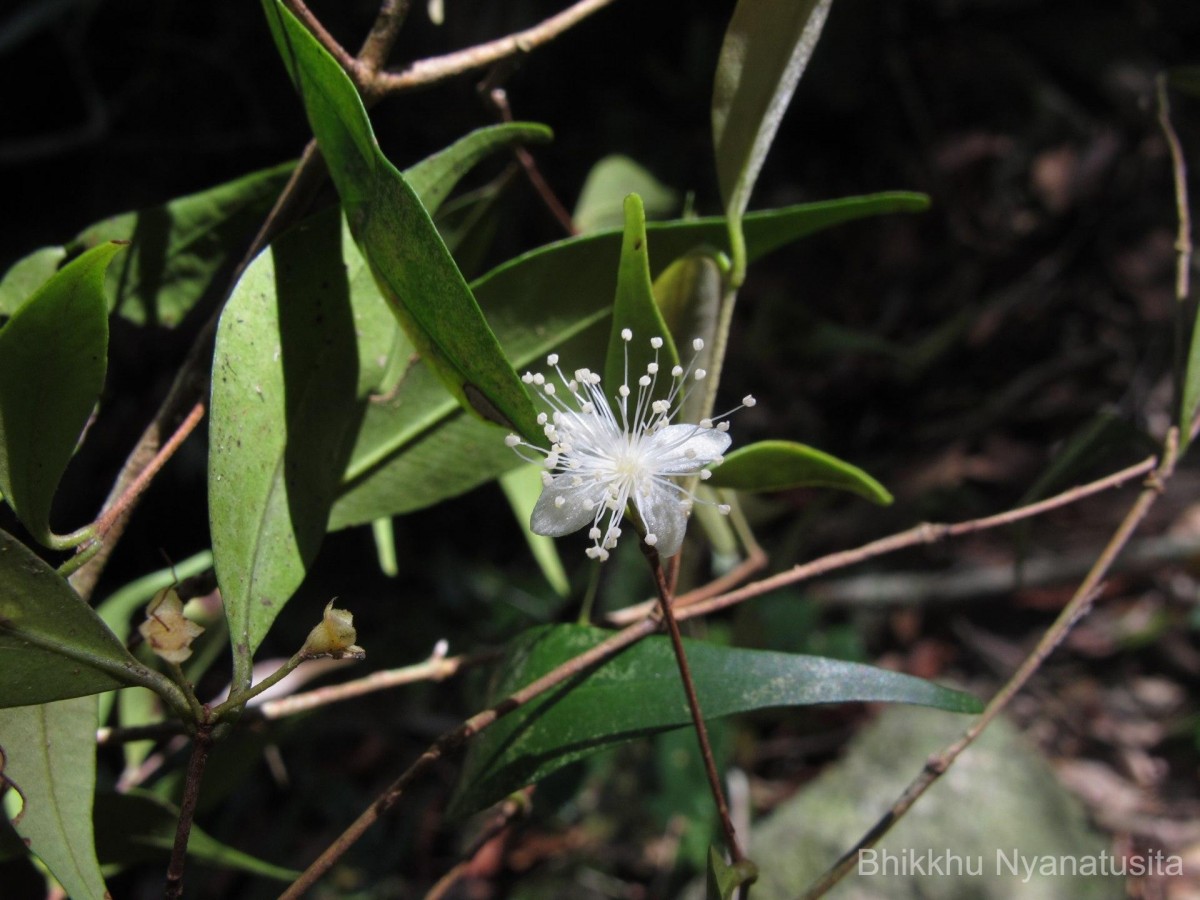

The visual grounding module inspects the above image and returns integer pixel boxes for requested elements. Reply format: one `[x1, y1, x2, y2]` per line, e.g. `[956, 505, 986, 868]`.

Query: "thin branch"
[375, 0, 622, 93]
[799, 432, 1178, 899]
[164, 726, 214, 900]
[357, 0, 412, 75]
[279, 453, 1158, 895]
[280, 0, 359, 82]
[278, 618, 664, 899]
[642, 544, 745, 864]
[676, 454, 1157, 622]
[256, 647, 495, 720]
[423, 787, 533, 900]
[1158, 74, 1193, 304]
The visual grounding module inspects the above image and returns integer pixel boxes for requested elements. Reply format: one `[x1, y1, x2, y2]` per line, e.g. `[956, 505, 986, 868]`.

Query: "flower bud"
[301, 601, 365, 660]
[138, 587, 204, 664]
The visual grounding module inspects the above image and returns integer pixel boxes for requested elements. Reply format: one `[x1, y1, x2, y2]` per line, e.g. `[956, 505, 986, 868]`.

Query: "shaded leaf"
[0, 697, 108, 899]
[329, 193, 927, 528]
[0, 528, 147, 708]
[604, 194, 680, 401]
[574, 155, 678, 233]
[653, 250, 725, 423]
[263, 0, 541, 440]
[210, 211, 362, 664]
[406, 122, 552, 218]
[499, 464, 570, 597]
[451, 624, 981, 815]
[0, 164, 294, 327]
[0, 242, 122, 544]
[712, 0, 833, 220]
[93, 791, 299, 881]
[707, 439, 892, 504]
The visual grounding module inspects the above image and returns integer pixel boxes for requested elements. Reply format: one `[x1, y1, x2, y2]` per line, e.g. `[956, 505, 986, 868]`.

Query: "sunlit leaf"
[0, 529, 147, 708]
[604, 194, 680, 401]
[210, 212, 363, 664]
[263, 0, 542, 440]
[330, 193, 927, 528]
[707, 439, 892, 504]
[451, 624, 981, 816]
[0, 697, 107, 899]
[0, 242, 122, 544]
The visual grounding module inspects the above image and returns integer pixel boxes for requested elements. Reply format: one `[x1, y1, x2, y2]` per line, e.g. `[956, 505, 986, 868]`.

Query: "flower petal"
[530, 474, 607, 537]
[634, 479, 689, 557]
[645, 424, 732, 475]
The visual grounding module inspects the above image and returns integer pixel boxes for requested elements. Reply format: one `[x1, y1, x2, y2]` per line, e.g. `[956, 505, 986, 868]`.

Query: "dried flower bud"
[138, 587, 204, 664]
[301, 601, 365, 660]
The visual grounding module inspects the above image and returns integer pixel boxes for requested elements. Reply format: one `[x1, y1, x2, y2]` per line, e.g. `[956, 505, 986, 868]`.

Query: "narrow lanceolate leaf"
[0, 697, 108, 900]
[604, 194, 680, 400]
[707, 847, 758, 900]
[210, 211, 362, 668]
[0, 529, 147, 707]
[1181, 312, 1200, 448]
[712, 0, 833, 220]
[0, 242, 123, 545]
[653, 251, 725, 423]
[0, 164, 294, 327]
[706, 439, 893, 505]
[263, 0, 542, 441]
[329, 193, 928, 529]
[451, 624, 981, 816]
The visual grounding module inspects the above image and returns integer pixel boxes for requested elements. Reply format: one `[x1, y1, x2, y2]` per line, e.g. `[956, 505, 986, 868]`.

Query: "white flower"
[506, 331, 755, 560]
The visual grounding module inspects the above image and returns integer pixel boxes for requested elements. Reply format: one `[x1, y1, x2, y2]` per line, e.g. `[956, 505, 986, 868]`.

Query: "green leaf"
[604, 194, 681, 401]
[0, 164, 294, 328]
[499, 464, 570, 597]
[0, 697, 107, 899]
[574, 155, 678, 234]
[652, 250, 725, 423]
[712, 0, 833, 221]
[707, 439, 893, 504]
[210, 211, 363, 669]
[93, 791, 300, 881]
[406, 122, 552, 217]
[1182, 305, 1200, 449]
[707, 847, 758, 900]
[0, 242, 123, 545]
[0, 528, 147, 708]
[451, 624, 981, 816]
[263, 0, 542, 440]
[329, 192, 927, 528]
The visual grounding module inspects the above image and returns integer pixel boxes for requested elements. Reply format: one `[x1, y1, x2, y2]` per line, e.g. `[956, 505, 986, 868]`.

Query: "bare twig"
[279, 453, 1159, 896]
[280, 0, 359, 83]
[643, 543, 745, 864]
[799, 433, 1179, 899]
[1158, 74, 1193, 304]
[423, 787, 534, 900]
[376, 0, 622, 94]
[257, 647, 495, 720]
[164, 726, 214, 900]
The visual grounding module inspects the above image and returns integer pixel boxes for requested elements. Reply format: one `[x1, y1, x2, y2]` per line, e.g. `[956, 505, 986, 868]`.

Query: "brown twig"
[256, 647, 496, 720]
[376, 0, 623, 94]
[1158, 74, 1193, 305]
[642, 543, 745, 864]
[277, 618, 663, 899]
[164, 725, 214, 900]
[482, 84, 577, 234]
[279, 452, 1158, 895]
[423, 787, 534, 900]
[799, 432, 1179, 900]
